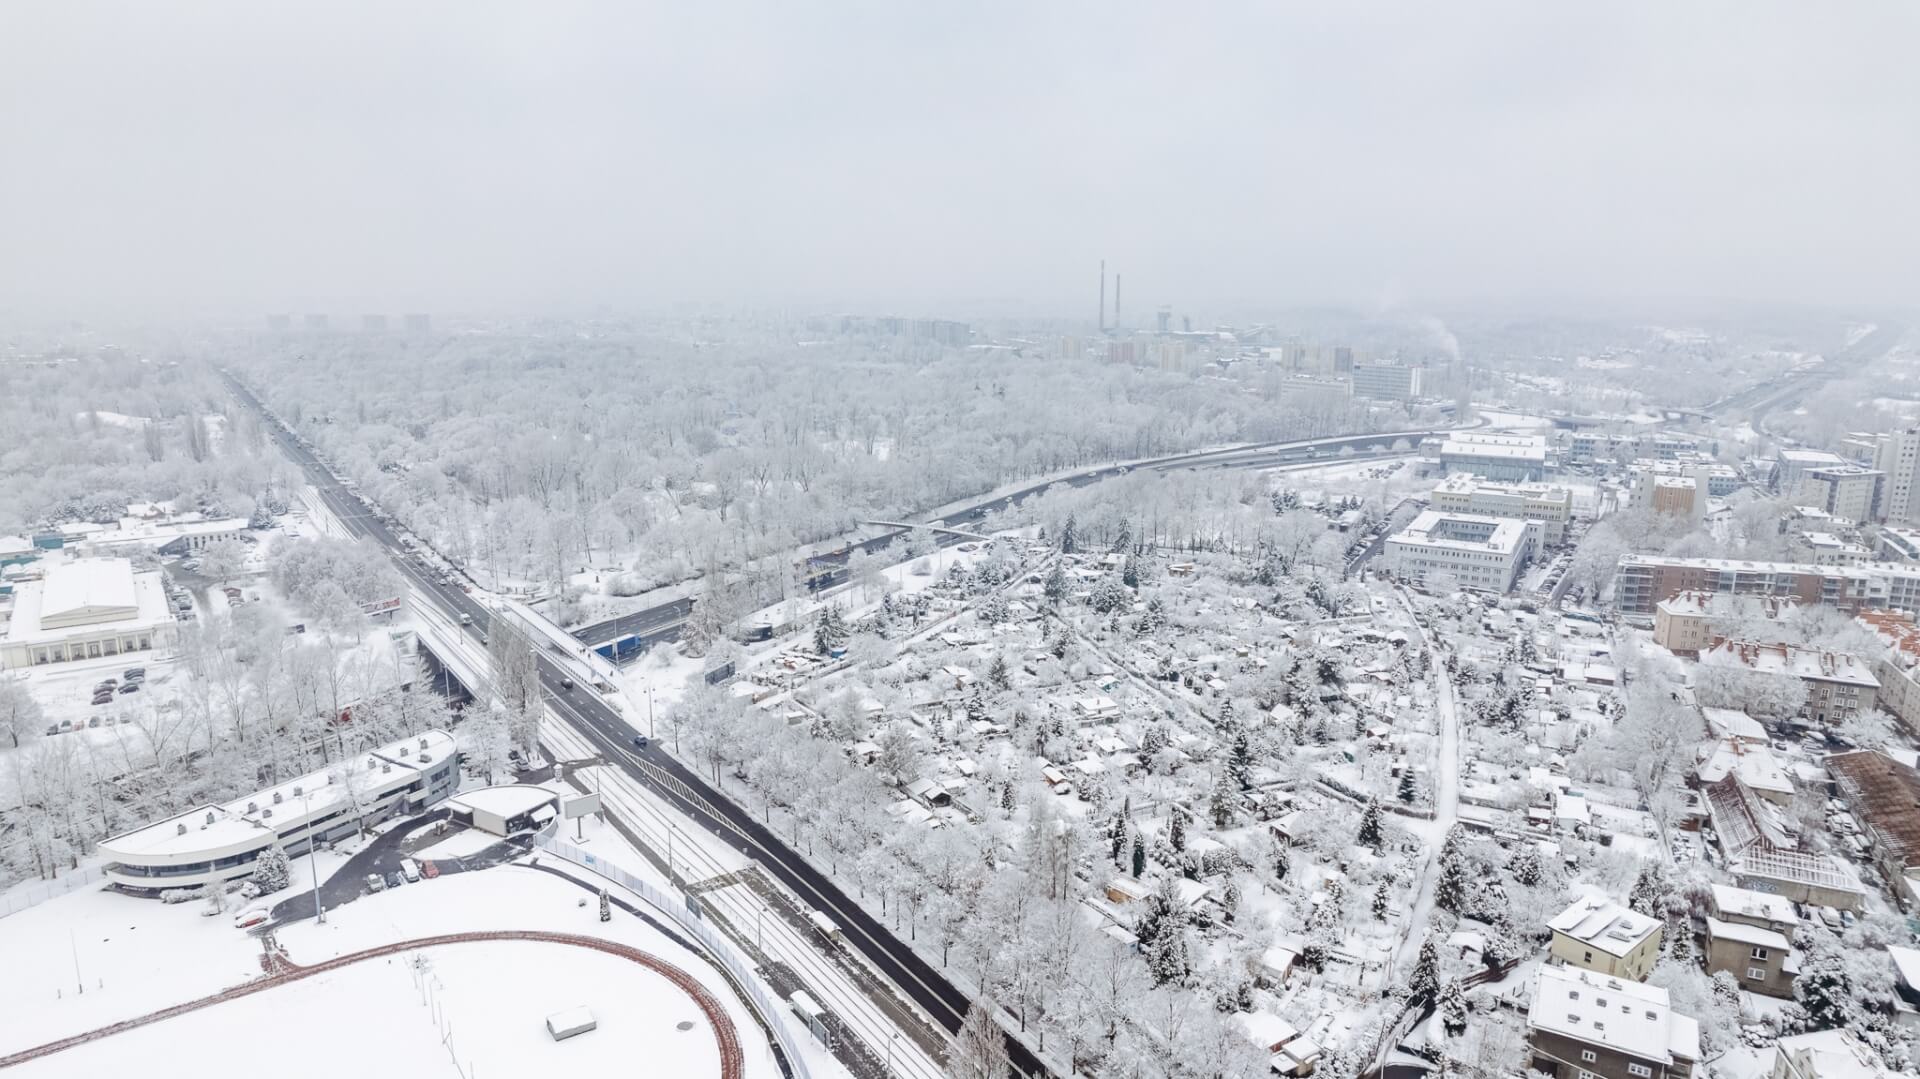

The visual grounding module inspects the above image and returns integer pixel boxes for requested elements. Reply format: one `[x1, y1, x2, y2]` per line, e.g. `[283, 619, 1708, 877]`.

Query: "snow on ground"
[11, 937, 723, 1079]
[0, 846, 354, 1053]
[3, 853, 789, 1077]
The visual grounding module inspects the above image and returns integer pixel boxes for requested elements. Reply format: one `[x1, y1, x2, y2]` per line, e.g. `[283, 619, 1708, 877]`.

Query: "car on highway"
[458, 613, 472, 625]
[559, 676, 575, 690]
[631, 735, 650, 750]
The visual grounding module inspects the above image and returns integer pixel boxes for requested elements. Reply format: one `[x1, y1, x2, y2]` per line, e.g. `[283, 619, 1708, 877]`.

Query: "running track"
[0, 931, 744, 1077]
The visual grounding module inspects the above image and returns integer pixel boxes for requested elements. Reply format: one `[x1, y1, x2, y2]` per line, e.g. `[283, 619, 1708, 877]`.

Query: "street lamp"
[886, 1032, 898, 1078]
[301, 788, 325, 924]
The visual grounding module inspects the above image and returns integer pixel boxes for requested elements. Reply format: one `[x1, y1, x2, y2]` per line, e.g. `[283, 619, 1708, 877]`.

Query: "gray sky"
[3, 2, 1916, 319]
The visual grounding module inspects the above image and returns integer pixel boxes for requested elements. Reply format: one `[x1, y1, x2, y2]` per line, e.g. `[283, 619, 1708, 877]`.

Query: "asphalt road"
[1706, 320, 1906, 420]
[573, 427, 1442, 644]
[221, 370, 1054, 1077]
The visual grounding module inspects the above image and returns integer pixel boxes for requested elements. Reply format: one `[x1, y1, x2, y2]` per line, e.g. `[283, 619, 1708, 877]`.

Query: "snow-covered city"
[4, 6, 1919, 1079]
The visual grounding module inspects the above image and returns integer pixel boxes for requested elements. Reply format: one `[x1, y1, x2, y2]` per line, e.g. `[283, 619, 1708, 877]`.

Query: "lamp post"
[886, 1032, 898, 1078]
[302, 788, 325, 924]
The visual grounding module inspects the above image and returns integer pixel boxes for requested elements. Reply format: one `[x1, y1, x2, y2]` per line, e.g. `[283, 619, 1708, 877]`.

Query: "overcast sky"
[2, 3, 1916, 320]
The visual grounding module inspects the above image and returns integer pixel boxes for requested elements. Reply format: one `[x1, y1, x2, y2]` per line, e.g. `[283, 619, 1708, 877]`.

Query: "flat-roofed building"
[1610, 556, 1884, 617]
[1800, 465, 1883, 525]
[0, 557, 176, 669]
[97, 730, 458, 895]
[1385, 510, 1540, 593]
[1775, 449, 1851, 495]
[1349, 362, 1425, 401]
[1429, 474, 1574, 545]
[1438, 433, 1550, 482]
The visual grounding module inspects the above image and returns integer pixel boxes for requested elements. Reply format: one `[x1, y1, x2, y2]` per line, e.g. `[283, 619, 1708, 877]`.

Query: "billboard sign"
[562, 792, 602, 820]
[360, 596, 404, 617]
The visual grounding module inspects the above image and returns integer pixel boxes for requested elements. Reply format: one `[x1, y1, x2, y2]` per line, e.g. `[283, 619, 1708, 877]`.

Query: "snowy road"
[1386, 589, 1462, 988]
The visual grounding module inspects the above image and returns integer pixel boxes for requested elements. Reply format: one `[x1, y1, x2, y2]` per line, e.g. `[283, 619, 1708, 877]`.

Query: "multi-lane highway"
[573, 426, 1442, 646]
[221, 370, 1051, 1077]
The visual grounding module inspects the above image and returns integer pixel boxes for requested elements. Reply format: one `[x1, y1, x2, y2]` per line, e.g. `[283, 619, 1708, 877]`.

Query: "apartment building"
[1698, 640, 1880, 724]
[1872, 428, 1920, 524]
[1527, 966, 1700, 1079]
[1611, 556, 1882, 617]
[1799, 465, 1884, 524]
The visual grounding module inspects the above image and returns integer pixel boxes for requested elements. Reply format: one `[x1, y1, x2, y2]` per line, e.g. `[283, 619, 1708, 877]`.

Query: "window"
[1583, 950, 1593, 962]
[1747, 967, 1767, 981]
[1581, 1051, 1597, 1064]
[1750, 947, 1769, 961]
[1630, 1066, 1653, 1078]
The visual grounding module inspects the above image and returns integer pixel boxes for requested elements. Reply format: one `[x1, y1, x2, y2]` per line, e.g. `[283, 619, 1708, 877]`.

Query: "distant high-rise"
[303, 313, 329, 331]
[361, 314, 388, 332]
[1873, 428, 1920, 523]
[1156, 306, 1171, 334]
[404, 313, 432, 334]
[267, 314, 291, 332]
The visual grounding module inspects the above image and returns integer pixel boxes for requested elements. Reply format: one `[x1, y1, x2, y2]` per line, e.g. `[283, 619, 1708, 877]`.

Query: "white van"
[400, 858, 421, 883]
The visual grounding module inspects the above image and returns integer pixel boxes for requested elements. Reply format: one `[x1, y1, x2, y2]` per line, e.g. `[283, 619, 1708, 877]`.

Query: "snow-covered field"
[1, 859, 783, 1077]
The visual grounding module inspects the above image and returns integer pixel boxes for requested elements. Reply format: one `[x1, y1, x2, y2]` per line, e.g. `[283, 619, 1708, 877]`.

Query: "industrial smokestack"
[1099, 260, 1106, 332]
[1115, 274, 1122, 328]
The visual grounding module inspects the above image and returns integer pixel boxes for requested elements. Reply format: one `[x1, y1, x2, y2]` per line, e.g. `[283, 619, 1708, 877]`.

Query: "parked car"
[388, 871, 406, 889]
[233, 907, 271, 929]
[118, 683, 140, 695]
[400, 858, 421, 883]
[124, 667, 146, 681]
[91, 693, 113, 706]
[365, 873, 386, 893]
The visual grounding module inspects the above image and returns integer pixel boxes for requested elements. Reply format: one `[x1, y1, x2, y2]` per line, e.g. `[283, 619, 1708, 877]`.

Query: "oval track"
[0, 931, 744, 1078]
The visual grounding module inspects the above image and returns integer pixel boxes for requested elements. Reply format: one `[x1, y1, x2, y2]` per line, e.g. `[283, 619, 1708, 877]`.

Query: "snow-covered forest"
[223, 329, 1399, 597]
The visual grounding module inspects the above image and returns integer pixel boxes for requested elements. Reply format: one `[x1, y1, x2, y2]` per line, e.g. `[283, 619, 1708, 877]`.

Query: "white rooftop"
[1528, 965, 1699, 1064]
[43, 557, 138, 620]
[447, 784, 559, 819]
[1710, 884, 1797, 927]
[1704, 917, 1790, 952]
[1546, 896, 1661, 957]
[3, 558, 173, 645]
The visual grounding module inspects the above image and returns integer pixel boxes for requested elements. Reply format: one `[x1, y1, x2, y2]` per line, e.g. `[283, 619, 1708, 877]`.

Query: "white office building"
[1349, 362, 1425, 401]
[1386, 510, 1541, 593]
[1429, 474, 1574, 545]
[97, 729, 459, 895]
[1798, 465, 1882, 524]
[1438, 433, 1550, 482]
[0, 557, 176, 670]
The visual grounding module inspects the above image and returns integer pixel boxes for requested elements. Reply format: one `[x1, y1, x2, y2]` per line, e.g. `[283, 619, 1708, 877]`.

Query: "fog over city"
[8, 8, 1920, 1079]
[3, 2, 1917, 318]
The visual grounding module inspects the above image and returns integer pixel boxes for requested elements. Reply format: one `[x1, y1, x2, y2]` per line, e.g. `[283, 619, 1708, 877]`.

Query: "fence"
[534, 834, 814, 1079]
[0, 865, 104, 920]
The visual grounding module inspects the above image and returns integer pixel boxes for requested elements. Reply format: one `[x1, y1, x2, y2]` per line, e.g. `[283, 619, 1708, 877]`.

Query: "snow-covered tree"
[1357, 799, 1384, 849]
[1438, 977, 1470, 1035]
[249, 844, 291, 893]
[949, 996, 1012, 1079]
[987, 654, 1011, 691]
[1792, 941, 1856, 1031]
[1408, 936, 1441, 1004]
[1435, 826, 1471, 914]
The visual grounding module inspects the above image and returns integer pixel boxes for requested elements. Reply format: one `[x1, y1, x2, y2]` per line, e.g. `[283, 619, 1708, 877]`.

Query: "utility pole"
[303, 789, 325, 924]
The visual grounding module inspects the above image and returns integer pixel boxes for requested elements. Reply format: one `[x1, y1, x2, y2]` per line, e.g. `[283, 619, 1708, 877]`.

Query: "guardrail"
[534, 834, 815, 1079]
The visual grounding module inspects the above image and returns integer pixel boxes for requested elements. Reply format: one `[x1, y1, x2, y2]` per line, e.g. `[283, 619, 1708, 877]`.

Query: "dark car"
[559, 676, 575, 691]
[118, 682, 140, 695]
[91, 693, 113, 706]
[124, 668, 146, 681]
[631, 735, 650, 750]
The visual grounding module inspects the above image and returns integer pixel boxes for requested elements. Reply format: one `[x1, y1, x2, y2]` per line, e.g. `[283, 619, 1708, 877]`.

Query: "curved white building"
[98, 729, 459, 895]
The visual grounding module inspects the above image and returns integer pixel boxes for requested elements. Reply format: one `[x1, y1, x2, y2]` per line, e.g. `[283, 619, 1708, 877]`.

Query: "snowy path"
[1385, 589, 1461, 987]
